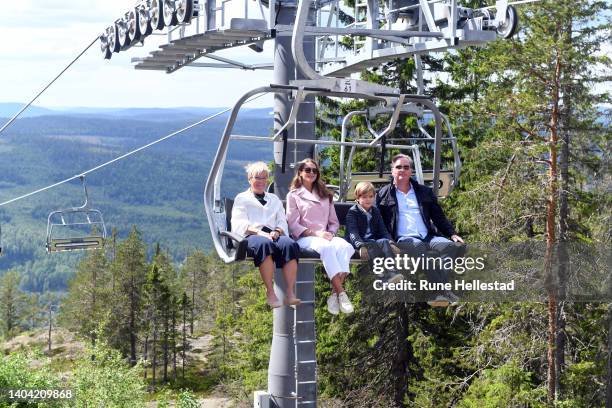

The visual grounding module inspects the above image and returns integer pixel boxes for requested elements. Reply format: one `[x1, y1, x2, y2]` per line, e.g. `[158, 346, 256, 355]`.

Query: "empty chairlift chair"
[46, 176, 107, 253]
[335, 103, 461, 202]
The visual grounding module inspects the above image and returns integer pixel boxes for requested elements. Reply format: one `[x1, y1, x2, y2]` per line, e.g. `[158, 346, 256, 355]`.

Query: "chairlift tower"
[98, 0, 523, 406]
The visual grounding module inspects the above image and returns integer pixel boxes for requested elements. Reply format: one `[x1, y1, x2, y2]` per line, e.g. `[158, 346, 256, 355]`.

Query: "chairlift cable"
[0, 93, 266, 208]
[0, 36, 100, 136]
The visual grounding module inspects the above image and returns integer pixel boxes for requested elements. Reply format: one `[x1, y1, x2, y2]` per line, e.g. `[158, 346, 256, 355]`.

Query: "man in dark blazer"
[376, 154, 465, 305]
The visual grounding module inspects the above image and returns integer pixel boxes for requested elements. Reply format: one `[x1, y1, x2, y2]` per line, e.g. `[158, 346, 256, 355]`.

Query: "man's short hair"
[391, 153, 413, 169]
[245, 161, 269, 179]
[354, 181, 376, 198]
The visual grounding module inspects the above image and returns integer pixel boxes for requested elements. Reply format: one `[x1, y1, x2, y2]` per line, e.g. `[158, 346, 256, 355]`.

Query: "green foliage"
[0, 351, 66, 408]
[58, 249, 110, 345]
[176, 389, 201, 408]
[0, 270, 27, 339]
[71, 339, 146, 408]
[457, 361, 546, 407]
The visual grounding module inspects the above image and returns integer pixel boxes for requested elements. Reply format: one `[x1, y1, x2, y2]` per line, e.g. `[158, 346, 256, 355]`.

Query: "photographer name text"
[373, 279, 515, 291]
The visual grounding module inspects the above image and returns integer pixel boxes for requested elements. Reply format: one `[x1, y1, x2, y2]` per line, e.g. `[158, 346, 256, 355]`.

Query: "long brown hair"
[289, 159, 333, 201]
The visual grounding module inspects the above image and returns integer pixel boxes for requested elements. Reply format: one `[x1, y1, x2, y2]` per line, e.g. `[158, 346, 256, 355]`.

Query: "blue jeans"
[396, 234, 464, 285]
[362, 238, 396, 259]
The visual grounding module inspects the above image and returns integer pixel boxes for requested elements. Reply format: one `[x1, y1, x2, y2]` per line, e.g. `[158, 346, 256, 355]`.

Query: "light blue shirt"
[396, 187, 429, 239]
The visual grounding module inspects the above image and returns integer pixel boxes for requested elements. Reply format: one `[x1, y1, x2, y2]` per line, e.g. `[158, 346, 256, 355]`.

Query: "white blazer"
[231, 189, 289, 237]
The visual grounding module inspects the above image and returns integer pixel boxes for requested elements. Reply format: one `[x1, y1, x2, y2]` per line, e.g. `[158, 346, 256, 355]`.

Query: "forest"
[1, 1, 611, 407]
[0, 110, 273, 292]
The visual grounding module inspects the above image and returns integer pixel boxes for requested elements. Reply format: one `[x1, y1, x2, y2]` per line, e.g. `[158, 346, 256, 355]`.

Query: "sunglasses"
[394, 165, 411, 170]
[302, 167, 319, 174]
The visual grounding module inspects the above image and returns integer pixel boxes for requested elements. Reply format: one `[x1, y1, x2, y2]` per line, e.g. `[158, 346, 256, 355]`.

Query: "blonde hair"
[354, 181, 376, 198]
[245, 161, 269, 179]
[289, 158, 333, 201]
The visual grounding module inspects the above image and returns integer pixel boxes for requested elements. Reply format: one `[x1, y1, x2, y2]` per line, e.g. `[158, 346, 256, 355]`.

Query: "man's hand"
[450, 234, 464, 244]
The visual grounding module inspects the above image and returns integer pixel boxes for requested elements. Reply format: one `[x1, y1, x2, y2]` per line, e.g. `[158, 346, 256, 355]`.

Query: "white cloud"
[0, 0, 275, 108]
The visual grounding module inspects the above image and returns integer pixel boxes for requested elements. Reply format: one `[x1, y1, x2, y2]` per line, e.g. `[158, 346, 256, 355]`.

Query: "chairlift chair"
[46, 176, 107, 253]
[203, 81, 447, 264]
[335, 102, 461, 201]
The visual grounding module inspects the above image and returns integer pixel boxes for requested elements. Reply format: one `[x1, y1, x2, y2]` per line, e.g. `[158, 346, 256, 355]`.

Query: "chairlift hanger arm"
[272, 89, 307, 141]
[367, 94, 405, 146]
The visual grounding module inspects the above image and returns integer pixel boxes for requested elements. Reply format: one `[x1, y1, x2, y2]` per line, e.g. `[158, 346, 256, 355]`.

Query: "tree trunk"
[183, 300, 187, 379]
[163, 312, 169, 382]
[152, 322, 158, 388]
[556, 88, 570, 401]
[92, 263, 97, 349]
[391, 303, 410, 407]
[130, 277, 137, 367]
[172, 309, 177, 381]
[47, 305, 52, 353]
[143, 335, 149, 380]
[545, 44, 562, 406]
[191, 284, 195, 336]
[607, 304, 612, 408]
[111, 228, 117, 292]
[555, 6, 574, 398]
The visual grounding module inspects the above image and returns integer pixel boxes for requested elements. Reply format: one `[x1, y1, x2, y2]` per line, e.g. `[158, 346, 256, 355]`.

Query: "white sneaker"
[327, 293, 340, 315]
[337, 292, 354, 314]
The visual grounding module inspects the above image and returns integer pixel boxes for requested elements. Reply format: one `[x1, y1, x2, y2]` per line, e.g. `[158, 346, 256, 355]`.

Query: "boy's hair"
[354, 181, 376, 198]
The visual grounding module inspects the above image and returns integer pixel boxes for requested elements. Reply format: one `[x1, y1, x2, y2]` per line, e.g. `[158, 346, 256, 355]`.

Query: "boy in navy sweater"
[345, 182, 404, 284]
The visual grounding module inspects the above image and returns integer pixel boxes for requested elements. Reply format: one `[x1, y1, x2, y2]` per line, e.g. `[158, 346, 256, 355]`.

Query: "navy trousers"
[246, 235, 300, 268]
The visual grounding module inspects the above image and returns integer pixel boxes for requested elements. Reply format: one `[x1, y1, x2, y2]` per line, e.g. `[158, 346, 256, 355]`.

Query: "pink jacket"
[286, 186, 340, 240]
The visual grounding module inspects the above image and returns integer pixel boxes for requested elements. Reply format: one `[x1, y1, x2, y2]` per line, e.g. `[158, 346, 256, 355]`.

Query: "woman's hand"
[257, 230, 273, 240]
[269, 230, 281, 241]
[316, 231, 334, 241]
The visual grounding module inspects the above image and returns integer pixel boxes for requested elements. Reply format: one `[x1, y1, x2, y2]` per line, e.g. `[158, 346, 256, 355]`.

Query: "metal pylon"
[293, 268, 318, 407]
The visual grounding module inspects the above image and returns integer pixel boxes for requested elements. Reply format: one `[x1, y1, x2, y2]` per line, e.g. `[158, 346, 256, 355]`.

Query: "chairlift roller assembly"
[150, 0, 166, 31]
[138, 4, 154, 38]
[163, 0, 179, 27]
[118, 17, 131, 49]
[46, 176, 107, 253]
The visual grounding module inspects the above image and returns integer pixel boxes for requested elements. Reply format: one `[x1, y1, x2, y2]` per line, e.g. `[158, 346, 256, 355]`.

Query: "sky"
[0, 0, 276, 108]
[1, 2, 609, 110]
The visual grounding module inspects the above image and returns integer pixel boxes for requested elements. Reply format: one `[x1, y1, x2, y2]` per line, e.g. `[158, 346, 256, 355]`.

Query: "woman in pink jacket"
[286, 159, 355, 315]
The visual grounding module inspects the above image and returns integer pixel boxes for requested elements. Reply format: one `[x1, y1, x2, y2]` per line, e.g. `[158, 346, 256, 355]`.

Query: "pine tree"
[0, 270, 26, 339]
[180, 250, 209, 336]
[59, 249, 110, 347]
[112, 226, 147, 366]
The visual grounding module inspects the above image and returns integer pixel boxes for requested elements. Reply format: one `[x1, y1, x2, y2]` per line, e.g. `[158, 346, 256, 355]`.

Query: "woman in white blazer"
[231, 162, 301, 308]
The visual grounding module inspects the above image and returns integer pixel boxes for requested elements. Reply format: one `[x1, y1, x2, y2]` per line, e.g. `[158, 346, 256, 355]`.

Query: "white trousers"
[297, 236, 355, 280]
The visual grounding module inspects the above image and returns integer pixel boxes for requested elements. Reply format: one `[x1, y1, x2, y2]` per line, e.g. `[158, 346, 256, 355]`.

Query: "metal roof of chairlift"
[46, 176, 107, 253]
[99, 0, 523, 75]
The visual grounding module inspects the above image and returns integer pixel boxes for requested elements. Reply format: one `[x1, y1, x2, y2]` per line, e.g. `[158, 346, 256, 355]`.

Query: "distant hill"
[0, 107, 276, 292]
[0, 103, 273, 122]
[0, 103, 58, 118]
